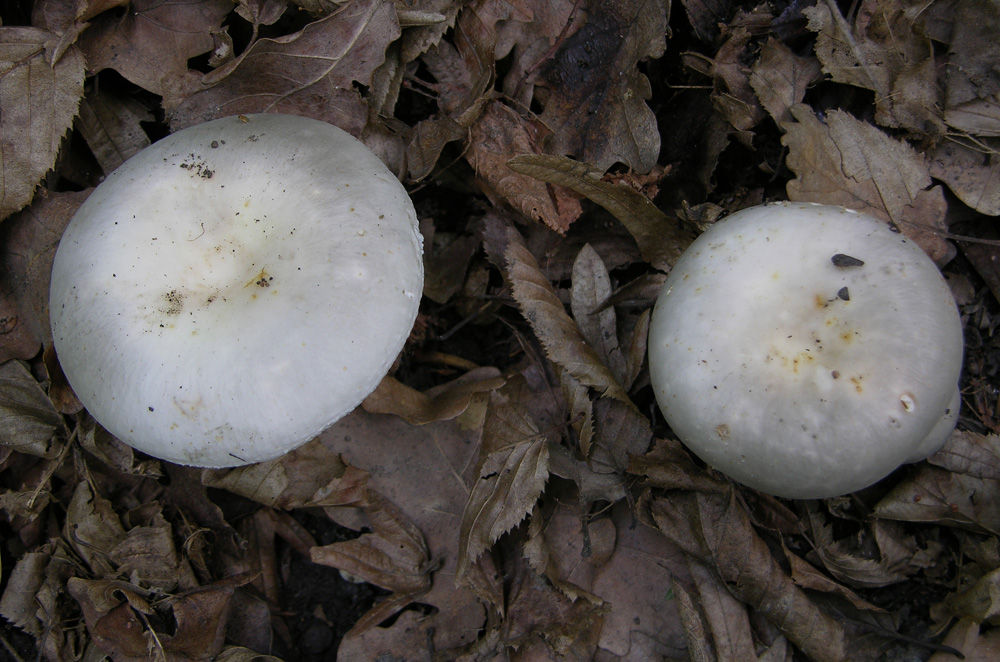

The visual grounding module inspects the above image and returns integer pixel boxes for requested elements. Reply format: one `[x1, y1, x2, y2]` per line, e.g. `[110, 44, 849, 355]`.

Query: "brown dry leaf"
[684, 27, 765, 136]
[468, 101, 583, 232]
[942, 0, 1000, 136]
[589, 397, 651, 479]
[421, 225, 480, 304]
[533, 0, 667, 173]
[170, 0, 400, 135]
[313, 407, 486, 653]
[783, 546, 884, 613]
[65, 480, 128, 577]
[532, 499, 688, 659]
[781, 104, 950, 261]
[0, 360, 64, 458]
[750, 36, 823, 126]
[109, 505, 191, 592]
[482, 213, 631, 403]
[875, 464, 1000, 535]
[685, 555, 758, 659]
[680, 0, 732, 44]
[0, 190, 87, 363]
[649, 488, 856, 662]
[202, 440, 355, 510]
[928, 138, 1000, 216]
[77, 90, 154, 175]
[802, 505, 927, 589]
[928, 429, 1000, 480]
[67, 578, 155, 662]
[929, 619, 1000, 662]
[312, 489, 432, 631]
[362, 368, 505, 424]
[456, 386, 549, 579]
[804, 0, 944, 134]
[0, 549, 49, 633]
[944, 566, 1000, 624]
[570, 244, 627, 385]
[507, 154, 693, 270]
[0, 28, 85, 221]
[215, 647, 283, 662]
[77, 0, 231, 97]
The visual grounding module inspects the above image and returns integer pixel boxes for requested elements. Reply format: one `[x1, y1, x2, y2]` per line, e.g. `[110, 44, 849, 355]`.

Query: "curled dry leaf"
[482, 212, 631, 403]
[0, 189, 88, 363]
[928, 139, 1000, 217]
[313, 407, 486, 653]
[0, 360, 64, 458]
[0, 28, 85, 221]
[507, 154, 693, 271]
[750, 36, 823, 126]
[76, 90, 153, 175]
[457, 386, 549, 579]
[570, 244, 627, 385]
[362, 368, 505, 424]
[170, 0, 400, 135]
[77, 0, 232, 97]
[781, 104, 951, 262]
[533, 0, 667, 173]
[875, 464, 1000, 535]
[468, 101, 583, 233]
[804, 0, 944, 134]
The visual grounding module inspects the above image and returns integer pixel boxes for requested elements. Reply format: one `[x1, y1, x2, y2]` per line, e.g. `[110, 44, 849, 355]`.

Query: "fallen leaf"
[533, 0, 667, 173]
[781, 104, 951, 261]
[467, 101, 583, 233]
[680, 0, 732, 44]
[76, 90, 154, 175]
[928, 429, 1000, 480]
[942, 0, 1000, 136]
[77, 0, 231, 97]
[362, 369, 504, 424]
[804, 0, 944, 134]
[0, 360, 64, 458]
[875, 464, 1000, 535]
[0, 189, 88, 363]
[0, 28, 85, 220]
[170, 0, 400, 135]
[456, 386, 549, 579]
[570, 244, 626, 384]
[929, 618, 1000, 661]
[482, 212, 631, 403]
[750, 36, 823, 125]
[507, 154, 693, 270]
[928, 138, 1000, 216]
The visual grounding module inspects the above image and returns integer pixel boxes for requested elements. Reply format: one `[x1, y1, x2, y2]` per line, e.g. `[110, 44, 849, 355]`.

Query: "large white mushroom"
[648, 202, 963, 499]
[49, 113, 423, 467]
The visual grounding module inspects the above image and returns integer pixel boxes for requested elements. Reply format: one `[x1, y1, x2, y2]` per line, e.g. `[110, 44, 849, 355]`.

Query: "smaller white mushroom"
[49, 114, 424, 468]
[647, 202, 963, 499]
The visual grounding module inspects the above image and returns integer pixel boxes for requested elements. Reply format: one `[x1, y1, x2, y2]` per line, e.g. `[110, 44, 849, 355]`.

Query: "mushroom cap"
[648, 202, 963, 499]
[49, 114, 423, 467]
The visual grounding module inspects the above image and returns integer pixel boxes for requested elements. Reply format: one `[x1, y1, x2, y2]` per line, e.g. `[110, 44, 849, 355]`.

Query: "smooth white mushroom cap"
[49, 114, 423, 467]
[648, 202, 963, 499]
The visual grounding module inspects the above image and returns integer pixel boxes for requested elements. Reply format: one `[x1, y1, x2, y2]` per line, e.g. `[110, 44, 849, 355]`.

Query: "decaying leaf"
[533, 0, 667, 173]
[781, 104, 951, 261]
[468, 101, 583, 233]
[362, 368, 504, 424]
[875, 464, 1000, 535]
[570, 244, 627, 384]
[507, 154, 693, 270]
[750, 36, 823, 125]
[170, 0, 400, 135]
[77, 90, 154, 175]
[928, 138, 1000, 216]
[0, 360, 64, 458]
[457, 386, 549, 578]
[0, 28, 85, 220]
[77, 0, 232, 97]
[482, 213, 631, 403]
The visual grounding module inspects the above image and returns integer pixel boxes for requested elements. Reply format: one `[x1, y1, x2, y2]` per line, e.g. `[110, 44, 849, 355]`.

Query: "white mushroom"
[49, 114, 423, 467]
[647, 202, 963, 499]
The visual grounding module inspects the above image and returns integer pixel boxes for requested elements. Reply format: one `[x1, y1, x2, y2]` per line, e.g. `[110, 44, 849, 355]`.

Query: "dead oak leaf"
[0, 28, 84, 221]
[170, 0, 400, 135]
[456, 387, 549, 580]
[534, 0, 667, 173]
[77, 0, 231, 97]
[781, 104, 950, 261]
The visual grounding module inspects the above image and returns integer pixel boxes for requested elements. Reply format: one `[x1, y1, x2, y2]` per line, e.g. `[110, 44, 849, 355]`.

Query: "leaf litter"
[2, 0, 1000, 659]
